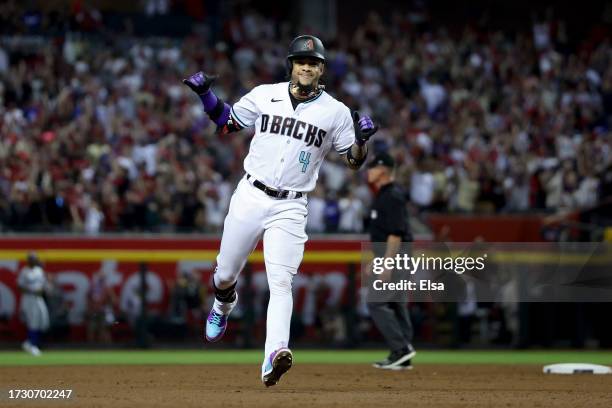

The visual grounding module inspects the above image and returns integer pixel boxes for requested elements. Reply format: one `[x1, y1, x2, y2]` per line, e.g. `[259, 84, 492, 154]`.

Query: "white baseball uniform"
[17, 265, 50, 331]
[213, 82, 355, 367]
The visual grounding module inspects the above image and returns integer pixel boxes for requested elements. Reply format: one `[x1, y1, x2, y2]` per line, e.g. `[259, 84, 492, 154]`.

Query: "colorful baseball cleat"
[205, 295, 237, 342]
[205, 311, 228, 342]
[262, 348, 293, 387]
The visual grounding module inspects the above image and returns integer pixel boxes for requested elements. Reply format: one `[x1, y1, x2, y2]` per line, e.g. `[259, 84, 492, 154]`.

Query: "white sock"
[212, 294, 237, 315]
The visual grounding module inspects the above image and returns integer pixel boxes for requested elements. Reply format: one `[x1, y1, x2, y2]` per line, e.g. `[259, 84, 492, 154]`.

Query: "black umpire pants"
[367, 301, 413, 352]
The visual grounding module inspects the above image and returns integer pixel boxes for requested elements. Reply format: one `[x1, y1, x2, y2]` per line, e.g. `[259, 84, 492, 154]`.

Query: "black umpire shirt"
[369, 182, 412, 257]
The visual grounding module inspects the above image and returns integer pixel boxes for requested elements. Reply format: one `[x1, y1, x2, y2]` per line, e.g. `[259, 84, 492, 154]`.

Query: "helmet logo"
[303, 39, 314, 50]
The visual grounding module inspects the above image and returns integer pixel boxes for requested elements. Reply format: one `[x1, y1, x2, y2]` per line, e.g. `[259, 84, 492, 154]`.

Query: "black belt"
[246, 174, 303, 199]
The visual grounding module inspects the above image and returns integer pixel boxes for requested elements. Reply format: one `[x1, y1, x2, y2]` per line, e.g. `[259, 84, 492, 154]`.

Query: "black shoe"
[374, 345, 417, 370]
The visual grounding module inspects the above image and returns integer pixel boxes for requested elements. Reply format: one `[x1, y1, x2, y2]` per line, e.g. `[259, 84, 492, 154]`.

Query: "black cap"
[287, 35, 325, 62]
[368, 152, 395, 169]
[26, 252, 39, 266]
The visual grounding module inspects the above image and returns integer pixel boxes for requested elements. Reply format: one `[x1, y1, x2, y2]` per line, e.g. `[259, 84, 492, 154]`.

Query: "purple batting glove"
[182, 71, 229, 127]
[182, 71, 217, 95]
[352, 111, 378, 145]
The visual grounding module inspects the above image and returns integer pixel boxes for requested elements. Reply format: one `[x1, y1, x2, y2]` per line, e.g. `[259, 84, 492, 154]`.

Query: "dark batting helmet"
[286, 35, 325, 73]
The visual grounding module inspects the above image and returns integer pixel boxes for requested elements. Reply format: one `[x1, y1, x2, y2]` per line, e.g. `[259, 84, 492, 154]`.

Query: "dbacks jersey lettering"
[230, 82, 354, 192]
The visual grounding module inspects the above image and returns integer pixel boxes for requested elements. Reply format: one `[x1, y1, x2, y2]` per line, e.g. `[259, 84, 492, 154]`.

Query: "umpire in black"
[366, 152, 415, 370]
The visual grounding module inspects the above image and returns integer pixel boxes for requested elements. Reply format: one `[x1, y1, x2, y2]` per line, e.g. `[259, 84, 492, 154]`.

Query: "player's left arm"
[332, 107, 377, 170]
[182, 71, 244, 134]
[342, 111, 378, 170]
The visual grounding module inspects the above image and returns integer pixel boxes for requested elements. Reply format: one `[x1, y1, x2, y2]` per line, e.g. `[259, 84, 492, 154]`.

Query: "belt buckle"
[264, 186, 277, 197]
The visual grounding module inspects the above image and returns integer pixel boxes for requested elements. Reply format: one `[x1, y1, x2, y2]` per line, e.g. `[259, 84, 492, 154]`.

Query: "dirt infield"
[2, 364, 612, 408]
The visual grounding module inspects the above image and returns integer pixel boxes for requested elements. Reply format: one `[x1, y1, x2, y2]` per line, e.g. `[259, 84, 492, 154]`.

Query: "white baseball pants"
[214, 176, 308, 360]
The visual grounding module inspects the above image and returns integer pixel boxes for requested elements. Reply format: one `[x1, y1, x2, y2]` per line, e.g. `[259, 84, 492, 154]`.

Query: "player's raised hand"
[352, 111, 378, 145]
[182, 71, 218, 95]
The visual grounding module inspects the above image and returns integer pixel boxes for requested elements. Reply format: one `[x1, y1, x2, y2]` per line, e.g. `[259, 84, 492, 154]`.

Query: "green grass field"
[1, 350, 612, 366]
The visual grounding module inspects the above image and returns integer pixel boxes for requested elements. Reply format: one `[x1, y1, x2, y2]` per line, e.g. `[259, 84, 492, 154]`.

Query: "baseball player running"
[183, 35, 377, 386]
[17, 253, 50, 356]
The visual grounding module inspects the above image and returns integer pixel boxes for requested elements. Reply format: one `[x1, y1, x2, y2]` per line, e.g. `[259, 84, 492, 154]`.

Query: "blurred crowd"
[1, 2, 612, 234]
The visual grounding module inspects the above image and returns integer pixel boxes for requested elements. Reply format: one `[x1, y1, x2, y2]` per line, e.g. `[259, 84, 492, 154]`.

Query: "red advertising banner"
[0, 235, 364, 342]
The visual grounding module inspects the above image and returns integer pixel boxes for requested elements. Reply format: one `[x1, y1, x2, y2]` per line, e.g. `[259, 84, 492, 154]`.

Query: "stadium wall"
[0, 235, 362, 342]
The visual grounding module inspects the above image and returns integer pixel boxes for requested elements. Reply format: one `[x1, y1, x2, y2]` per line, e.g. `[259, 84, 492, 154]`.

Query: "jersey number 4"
[299, 151, 311, 173]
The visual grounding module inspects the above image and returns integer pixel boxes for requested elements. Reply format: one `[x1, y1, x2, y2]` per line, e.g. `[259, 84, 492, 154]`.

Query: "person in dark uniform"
[366, 152, 416, 370]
